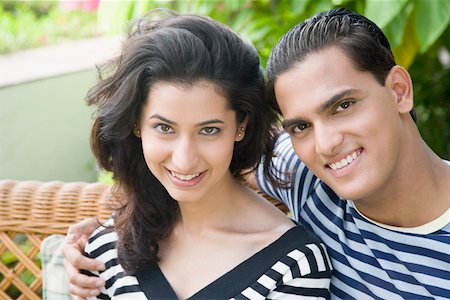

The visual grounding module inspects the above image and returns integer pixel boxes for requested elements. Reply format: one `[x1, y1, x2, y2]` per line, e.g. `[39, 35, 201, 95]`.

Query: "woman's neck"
[175, 175, 246, 235]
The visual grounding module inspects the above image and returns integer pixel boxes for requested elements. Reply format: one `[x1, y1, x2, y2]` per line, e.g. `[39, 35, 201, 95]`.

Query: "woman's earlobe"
[133, 123, 141, 138]
[235, 116, 248, 142]
[235, 127, 246, 142]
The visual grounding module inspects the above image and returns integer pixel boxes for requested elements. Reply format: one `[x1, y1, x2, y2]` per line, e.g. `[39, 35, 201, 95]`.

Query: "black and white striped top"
[85, 220, 332, 299]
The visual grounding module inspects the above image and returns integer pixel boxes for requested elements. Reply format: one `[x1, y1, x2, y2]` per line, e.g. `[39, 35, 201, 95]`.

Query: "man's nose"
[314, 122, 344, 156]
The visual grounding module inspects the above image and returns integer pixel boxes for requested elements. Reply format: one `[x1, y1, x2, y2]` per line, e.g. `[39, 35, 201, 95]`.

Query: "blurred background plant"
[0, 0, 100, 54]
[1, 0, 449, 157]
[96, 0, 450, 158]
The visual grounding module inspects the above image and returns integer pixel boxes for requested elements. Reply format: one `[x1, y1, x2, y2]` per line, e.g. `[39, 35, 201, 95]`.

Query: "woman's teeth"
[170, 171, 201, 181]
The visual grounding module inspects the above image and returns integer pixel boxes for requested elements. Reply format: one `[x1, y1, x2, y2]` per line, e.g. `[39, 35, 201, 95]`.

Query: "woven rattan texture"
[0, 179, 287, 299]
[0, 180, 113, 300]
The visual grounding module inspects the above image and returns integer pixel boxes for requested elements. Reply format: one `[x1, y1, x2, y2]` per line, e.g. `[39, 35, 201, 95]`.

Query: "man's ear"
[386, 65, 414, 114]
[235, 116, 249, 142]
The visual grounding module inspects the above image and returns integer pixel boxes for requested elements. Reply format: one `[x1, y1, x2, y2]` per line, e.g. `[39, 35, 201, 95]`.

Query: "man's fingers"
[69, 282, 101, 299]
[63, 253, 104, 278]
[66, 217, 101, 240]
[61, 218, 105, 298]
[62, 236, 105, 271]
[63, 258, 101, 286]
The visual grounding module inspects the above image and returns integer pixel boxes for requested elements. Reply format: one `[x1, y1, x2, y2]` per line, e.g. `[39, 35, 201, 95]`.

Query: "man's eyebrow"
[319, 88, 360, 113]
[149, 114, 176, 125]
[282, 88, 360, 130]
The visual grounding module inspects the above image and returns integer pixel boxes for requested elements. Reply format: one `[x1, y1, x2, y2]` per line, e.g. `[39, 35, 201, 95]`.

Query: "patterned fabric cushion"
[41, 234, 71, 300]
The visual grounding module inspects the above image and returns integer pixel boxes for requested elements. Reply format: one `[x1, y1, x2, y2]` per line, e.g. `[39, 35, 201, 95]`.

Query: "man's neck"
[353, 139, 450, 228]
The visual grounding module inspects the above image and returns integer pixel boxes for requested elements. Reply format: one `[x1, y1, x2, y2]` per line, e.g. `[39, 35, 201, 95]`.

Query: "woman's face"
[138, 80, 246, 203]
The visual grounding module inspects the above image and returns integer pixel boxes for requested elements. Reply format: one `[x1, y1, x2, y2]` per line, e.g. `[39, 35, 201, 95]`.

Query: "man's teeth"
[329, 151, 358, 171]
[171, 171, 201, 181]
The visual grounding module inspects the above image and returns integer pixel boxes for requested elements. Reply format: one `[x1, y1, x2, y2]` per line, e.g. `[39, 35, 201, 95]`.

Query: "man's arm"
[61, 217, 105, 299]
[251, 132, 317, 220]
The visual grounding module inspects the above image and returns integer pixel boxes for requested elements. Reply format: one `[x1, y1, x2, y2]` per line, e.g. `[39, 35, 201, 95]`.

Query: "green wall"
[0, 70, 98, 182]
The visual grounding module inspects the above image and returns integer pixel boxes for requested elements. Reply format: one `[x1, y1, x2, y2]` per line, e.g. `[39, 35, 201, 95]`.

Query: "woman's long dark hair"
[87, 9, 280, 274]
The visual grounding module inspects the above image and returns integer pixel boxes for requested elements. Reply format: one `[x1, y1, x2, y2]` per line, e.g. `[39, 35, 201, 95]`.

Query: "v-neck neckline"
[136, 225, 301, 299]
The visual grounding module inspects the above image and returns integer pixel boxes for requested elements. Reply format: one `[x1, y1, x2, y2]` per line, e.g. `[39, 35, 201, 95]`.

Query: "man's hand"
[61, 217, 105, 299]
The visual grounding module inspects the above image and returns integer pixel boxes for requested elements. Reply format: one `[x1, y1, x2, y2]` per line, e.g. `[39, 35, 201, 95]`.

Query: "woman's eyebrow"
[197, 119, 224, 126]
[149, 115, 224, 127]
[149, 114, 176, 125]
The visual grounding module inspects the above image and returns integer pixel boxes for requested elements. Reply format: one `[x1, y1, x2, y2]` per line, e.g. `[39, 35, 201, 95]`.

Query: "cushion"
[40, 234, 71, 300]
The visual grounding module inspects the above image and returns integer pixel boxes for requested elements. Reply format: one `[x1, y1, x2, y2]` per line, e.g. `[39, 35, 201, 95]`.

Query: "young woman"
[82, 10, 331, 299]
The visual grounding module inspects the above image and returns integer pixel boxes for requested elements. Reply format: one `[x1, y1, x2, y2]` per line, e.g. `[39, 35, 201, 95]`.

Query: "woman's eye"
[335, 101, 354, 112]
[154, 124, 173, 134]
[200, 127, 219, 135]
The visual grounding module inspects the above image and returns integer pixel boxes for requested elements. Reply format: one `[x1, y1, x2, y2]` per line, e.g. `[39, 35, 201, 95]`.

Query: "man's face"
[274, 46, 407, 201]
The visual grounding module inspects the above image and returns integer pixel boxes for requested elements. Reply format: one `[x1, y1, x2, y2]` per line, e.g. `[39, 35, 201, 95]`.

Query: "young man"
[63, 8, 450, 299]
[258, 8, 450, 299]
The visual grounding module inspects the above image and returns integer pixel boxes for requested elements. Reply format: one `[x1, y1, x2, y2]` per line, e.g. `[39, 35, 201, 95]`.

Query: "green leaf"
[97, 0, 134, 35]
[132, 1, 152, 19]
[225, 0, 249, 12]
[229, 9, 253, 33]
[309, 0, 335, 16]
[414, 0, 450, 53]
[364, 0, 408, 28]
[382, 2, 413, 49]
[393, 12, 419, 69]
[290, 0, 312, 15]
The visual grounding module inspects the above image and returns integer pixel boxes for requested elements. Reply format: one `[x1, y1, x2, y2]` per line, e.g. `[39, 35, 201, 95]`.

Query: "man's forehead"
[274, 49, 371, 105]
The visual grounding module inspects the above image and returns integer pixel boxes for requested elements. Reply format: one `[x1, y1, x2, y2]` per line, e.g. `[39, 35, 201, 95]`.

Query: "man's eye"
[336, 101, 354, 112]
[200, 127, 219, 135]
[154, 124, 173, 134]
[293, 123, 310, 133]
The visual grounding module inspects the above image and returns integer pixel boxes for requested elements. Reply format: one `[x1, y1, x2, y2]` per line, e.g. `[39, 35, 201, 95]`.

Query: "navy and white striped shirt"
[257, 133, 450, 300]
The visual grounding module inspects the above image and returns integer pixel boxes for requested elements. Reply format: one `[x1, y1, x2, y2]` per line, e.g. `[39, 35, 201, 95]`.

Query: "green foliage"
[409, 29, 450, 159]
[98, 0, 450, 66]
[97, 169, 115, 185]
[0, 1, 99, 54]
[97, 0, 450, 159]
[1, 0, 448, 157]
[0, 235, 41, 297]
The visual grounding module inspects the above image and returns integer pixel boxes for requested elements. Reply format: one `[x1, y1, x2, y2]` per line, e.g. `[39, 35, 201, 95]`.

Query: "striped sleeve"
[257, 132, 317, 216]
[84, 219, 146, 300]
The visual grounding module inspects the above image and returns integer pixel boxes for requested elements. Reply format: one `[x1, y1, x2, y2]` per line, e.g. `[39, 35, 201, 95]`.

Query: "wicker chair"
[0, 179, 288, 299]
[0, 180, 113, 300]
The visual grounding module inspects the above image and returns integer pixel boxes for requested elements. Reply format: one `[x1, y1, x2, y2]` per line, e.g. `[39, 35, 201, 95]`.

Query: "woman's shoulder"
[266, 225, 331, 273]
[277, 224, 325, 250]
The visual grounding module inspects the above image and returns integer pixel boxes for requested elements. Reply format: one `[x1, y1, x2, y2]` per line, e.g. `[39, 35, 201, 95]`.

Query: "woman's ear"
[133, 123, 141, 138]
[235, 117, 248, 142]
[386, 65, 414, 114]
